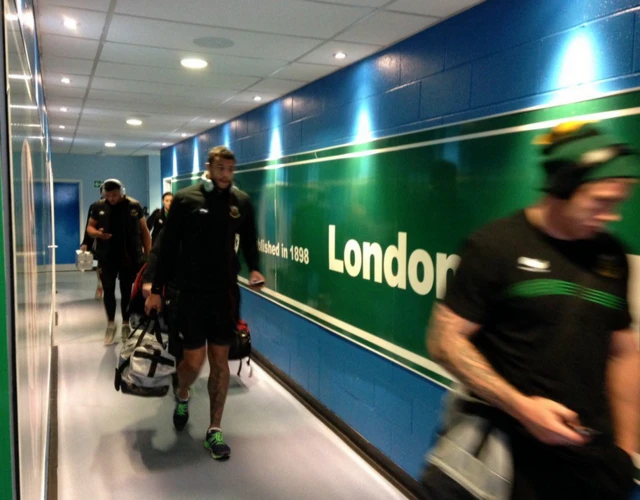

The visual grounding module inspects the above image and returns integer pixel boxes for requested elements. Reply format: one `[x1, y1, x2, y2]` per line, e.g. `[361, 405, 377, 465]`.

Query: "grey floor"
[54, 271, 408, 500]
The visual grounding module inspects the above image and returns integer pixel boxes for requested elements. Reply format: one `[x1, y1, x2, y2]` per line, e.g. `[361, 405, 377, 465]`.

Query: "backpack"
[114, 315, 176, 397]
[230, 319, 252, 377]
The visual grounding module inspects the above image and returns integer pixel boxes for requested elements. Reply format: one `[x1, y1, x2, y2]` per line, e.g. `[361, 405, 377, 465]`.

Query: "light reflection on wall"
[192, 137, 200, 173]
[552, 32, 598, 104]
[354, 107, 374, 144]
[269, 128, 283, 160]
[221, 123, 231, 149]
[172, 147, 178, 177]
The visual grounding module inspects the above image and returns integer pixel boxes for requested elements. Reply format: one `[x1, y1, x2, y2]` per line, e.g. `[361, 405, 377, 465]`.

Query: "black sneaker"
[204, 429, 231, 460]
[173, 396, 189, 431]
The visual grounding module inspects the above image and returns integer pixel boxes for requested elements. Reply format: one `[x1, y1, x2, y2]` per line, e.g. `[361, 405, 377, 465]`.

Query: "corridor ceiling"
[33, 0, 484, 156]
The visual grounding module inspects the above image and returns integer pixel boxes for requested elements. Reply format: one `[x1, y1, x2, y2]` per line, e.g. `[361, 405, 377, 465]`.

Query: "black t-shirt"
[445, 210, 631, 436]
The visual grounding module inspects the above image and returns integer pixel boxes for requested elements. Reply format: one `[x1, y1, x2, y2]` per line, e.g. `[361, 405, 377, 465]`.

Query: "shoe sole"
[103, 333, 116, 346]
[204, 443, 230, 460]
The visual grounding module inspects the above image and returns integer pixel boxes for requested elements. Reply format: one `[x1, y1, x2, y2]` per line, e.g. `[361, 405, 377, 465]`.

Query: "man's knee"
[208, 344, 230, 371]
[181, 347, 206, 372]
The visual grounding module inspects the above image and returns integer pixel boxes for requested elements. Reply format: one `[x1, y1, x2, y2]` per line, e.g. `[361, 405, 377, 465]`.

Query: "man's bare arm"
[427, 303, 587, 445]
[427, 303, 526, 415]
[607, 328, 640, 455]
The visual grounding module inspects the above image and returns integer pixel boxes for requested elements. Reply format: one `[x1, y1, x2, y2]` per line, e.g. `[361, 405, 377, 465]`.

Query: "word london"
[328, 225, 460, 298]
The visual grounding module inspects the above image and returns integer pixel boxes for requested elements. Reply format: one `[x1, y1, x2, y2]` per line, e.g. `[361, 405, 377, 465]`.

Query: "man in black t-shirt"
[145, 146, 265, 461]
[423, 122, 640, 499]
[87, 180, 151, 345]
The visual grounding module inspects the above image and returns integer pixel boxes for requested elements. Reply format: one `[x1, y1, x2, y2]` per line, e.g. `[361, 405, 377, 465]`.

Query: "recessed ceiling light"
[209, 119, 217, 123]
[334, 52, 347, 60]
[105, 142, 116, 148]
[181, 133, 187, 137]
[63, 17, 77, 30]
[60, 107, 68, 112]
[61, 77, 71, 84]
[8, 74, 32, 80]
[162, 142, 168, 146]
[253, 96, 262, 102]
[57, 137, 64, 141]
[6, 14, 18, 21]
[126, 118, 142, 126]
[59, 125, 65, 129]
[180, 58, 208, 69]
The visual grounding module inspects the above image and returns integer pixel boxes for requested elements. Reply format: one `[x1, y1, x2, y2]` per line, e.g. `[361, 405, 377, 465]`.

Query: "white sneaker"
[121, 324, 131, 342]
[104, 324, 117, 346]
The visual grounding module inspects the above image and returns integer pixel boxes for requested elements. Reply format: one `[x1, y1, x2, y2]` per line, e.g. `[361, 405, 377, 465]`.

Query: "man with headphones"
[422, 121, 640, 499]
[86, 179, 152, 345]
[145, 145, 264, 462]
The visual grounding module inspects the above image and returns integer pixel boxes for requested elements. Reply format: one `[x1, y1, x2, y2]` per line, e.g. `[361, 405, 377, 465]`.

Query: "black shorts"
[176, 291, 235, 350]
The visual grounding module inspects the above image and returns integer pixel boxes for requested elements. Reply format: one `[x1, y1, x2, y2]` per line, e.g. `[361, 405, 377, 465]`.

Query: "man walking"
[87, 179, 151, 345]
[145, 146, 264, 460]
[423, 122, 640, 499]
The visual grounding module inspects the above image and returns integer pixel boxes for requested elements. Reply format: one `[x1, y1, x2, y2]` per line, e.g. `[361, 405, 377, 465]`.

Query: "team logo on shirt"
[158, 219, 164, 225]
[230, 206, 241, 218]
[517, 257, 551, 272]
[99, 211, 105, 216]
[594, 254, 622, 279]
[130, 209, 138, 217]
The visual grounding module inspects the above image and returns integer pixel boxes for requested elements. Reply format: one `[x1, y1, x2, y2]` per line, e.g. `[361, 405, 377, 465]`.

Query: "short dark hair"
[103, 181, 122, 192]
[207, 145, 236, 165]
[162, 192, 173, 199]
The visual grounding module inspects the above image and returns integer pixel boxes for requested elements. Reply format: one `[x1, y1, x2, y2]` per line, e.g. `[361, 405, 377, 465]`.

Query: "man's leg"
[204, 343, 231, 460]
[207, 344, 230, 428]
[172, 346, 206, 431]
[95, 269, 103, 300]
[118, 265, 136, 341]
[98, 263, 117, 345]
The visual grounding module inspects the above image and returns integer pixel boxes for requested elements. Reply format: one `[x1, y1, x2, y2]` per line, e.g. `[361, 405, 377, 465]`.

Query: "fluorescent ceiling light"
[162, 142, 168, 146]
[6, 14, 18, 21]
[180, 58, 208, 69]
[334, 52, 347, 60]
[57, 137, 64, 141]
[9, 74, 31, 80]
[59, 125, 65, 129]
[63, 17, 77, 30]
[61, 77, 71, 84]
[105, 142, 116, 147]
[60, 107, 68, 112]
[10, 104, 37, 109]
[253, 96, 262, 102]
[181, 133, 187, 137]
[126, 118, 142, 126]
[209, 119, 217, 123]
[12, 123, 40, 128]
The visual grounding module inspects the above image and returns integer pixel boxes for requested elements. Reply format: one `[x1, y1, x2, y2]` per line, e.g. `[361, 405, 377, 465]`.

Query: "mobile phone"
[568, 423, 601, 437]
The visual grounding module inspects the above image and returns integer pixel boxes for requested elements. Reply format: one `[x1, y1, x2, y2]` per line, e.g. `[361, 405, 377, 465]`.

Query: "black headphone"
[100, 178, 126, 196]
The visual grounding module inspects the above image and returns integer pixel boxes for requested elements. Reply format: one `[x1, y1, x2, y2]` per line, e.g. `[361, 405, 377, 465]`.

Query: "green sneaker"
[204, 429, 231, 460]
[173, 397, 189, 431]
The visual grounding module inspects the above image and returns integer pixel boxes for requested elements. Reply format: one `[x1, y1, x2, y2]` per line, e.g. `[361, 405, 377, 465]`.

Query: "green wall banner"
[173, 90, 640, 386]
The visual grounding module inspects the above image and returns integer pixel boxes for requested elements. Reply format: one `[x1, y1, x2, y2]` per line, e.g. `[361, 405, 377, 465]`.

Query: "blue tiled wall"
[165, 0, 640, 485]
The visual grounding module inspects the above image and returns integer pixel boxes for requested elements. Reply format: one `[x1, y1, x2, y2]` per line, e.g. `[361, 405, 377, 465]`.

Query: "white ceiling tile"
[317, 0, 388, 6]
[385, 0, 484, 18]
[132, 150, 162, 157]
[83, 97, 207, 117]
[41, 55, 94, 75]
[246, 78, 305, 95]
[228, 91, 281, 104]
[40, 34, 99, 59]
[44, 84, 89, 101]
[269, 62, 337, 82]
[99, 43, 288, 77]
[94, 62, 260, 90]
[298, 41, 382, 66]
[89, 77, 238, 102]
[38, 0, 111, 12]
[37, 6, 106, 40]
[335, 11, 439, 46]
[115, 0, 372, 39]
[44, 72, 89, 90]
[106, 15, 324, 61]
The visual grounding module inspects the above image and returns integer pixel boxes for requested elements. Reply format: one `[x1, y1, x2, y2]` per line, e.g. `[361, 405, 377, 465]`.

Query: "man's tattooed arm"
[427, 303, 527, 418]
